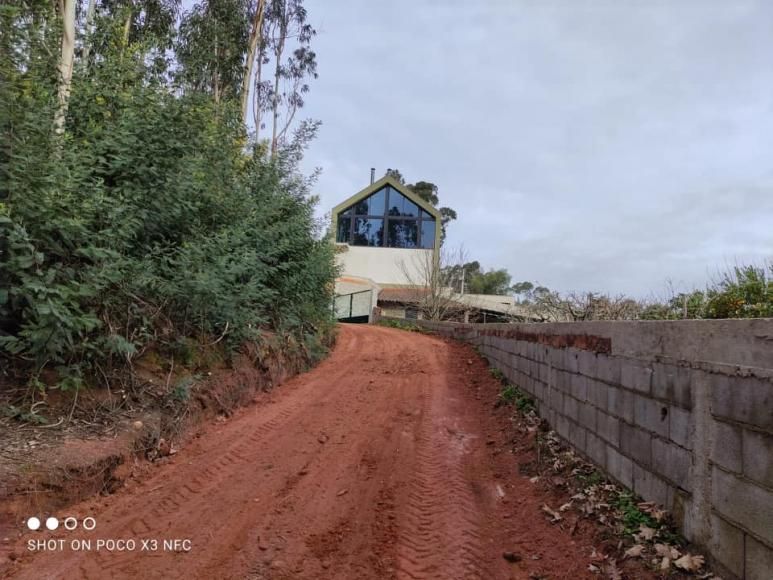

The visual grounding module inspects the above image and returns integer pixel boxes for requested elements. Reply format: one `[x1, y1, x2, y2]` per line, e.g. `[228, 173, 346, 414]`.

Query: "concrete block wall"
[414, 318, 773, 579]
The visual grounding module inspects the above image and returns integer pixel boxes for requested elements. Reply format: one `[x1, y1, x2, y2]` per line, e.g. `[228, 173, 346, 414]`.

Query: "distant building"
[331, 174, 536, 323]
[332, 175, 440, 321]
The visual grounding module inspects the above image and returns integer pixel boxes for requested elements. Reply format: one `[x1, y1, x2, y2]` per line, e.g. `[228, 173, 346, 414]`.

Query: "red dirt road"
[2, 325, 598, 580]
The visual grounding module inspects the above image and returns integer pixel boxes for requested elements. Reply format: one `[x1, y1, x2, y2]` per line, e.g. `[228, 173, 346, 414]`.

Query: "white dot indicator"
[45, 517, 59, 531]
[26, 517, 41, 531]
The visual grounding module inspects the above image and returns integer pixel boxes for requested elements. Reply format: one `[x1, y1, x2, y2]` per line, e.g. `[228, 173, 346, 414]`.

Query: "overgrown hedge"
[0, 31, 336, 388]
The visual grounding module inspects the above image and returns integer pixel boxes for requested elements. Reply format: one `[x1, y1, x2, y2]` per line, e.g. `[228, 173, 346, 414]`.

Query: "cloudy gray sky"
[299, 0, 773, 297]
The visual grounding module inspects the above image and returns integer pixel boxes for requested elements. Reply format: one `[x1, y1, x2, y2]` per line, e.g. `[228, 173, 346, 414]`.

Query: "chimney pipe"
[370, 168, 375, 184]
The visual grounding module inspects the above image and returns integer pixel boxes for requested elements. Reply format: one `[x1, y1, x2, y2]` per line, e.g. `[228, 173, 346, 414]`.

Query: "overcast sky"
[299, 0, 773, 297]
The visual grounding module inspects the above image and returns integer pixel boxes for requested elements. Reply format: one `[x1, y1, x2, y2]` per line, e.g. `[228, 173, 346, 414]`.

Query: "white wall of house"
[336, 245, 433, 286]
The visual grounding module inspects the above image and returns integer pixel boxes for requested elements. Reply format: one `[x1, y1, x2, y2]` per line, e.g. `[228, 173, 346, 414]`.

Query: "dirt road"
[3, 325, 598, 579]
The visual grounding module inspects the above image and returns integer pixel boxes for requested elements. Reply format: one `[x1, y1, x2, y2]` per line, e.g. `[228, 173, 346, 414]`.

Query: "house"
[331, 173, 537, 323]
[332, 175, 441, 322]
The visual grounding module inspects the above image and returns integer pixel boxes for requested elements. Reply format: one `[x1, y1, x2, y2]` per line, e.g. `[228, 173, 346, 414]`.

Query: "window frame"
[336, 186, 436, 249]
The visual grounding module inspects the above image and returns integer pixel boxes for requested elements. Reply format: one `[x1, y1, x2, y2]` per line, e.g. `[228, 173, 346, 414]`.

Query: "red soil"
[1, 324, 610, 579]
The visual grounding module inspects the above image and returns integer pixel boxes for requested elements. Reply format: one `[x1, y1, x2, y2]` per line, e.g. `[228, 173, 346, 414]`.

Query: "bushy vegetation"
[640, 264, 773, 320]
[376, 318, 428, 333]
[510, 263, 773, 322]
[0, 0, 335, 389]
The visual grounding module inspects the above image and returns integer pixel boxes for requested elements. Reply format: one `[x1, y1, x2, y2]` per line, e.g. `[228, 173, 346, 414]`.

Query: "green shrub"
[0, 21, 336, 384]
[377, 319, 427, 333]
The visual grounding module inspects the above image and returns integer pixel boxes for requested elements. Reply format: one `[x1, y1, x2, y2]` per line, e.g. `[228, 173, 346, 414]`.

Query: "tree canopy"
[0, 0, 334, 389]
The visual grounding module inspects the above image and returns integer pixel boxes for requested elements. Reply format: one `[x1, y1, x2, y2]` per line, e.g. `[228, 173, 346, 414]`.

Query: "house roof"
[377, 287, 539, 320]
[378, 287, 433, 303]
[331, 176, 442, 221]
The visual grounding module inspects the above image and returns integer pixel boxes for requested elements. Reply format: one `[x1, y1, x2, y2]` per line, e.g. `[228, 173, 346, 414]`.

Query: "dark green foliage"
[497, 384, 535, 413]
[0, 11, 335, 384]
[376, 318, 428, 333]
[176, 0, 250, 98]
[611, 491, 658, 536]
[488, 367, 535, 413]
[640, 265, 773, 320]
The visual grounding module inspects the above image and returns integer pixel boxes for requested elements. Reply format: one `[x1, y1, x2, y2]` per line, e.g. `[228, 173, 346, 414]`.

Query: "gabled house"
[331, 174, 538, 323]
[332, 175, 441, 321]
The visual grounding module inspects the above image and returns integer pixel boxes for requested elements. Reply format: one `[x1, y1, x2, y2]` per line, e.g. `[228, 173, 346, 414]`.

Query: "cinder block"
[596, 354, 622, 385]
[550, 391, 564, 415]
[570, 375, 588, 402]
[553, 368, 570, 394]
[585, 432, 607, 468]
[652, 438, 692, 491]
[579, 402, 597, 432]
[607, 446, 633, 488]
[577, 351, 598, 378]
[564, 395, 580, 422]
[503, 364, 516, 385]
[710, 514, 745, 579]
[548, 347, 566, 370]
[530, 380, 544, 402]
[652, 362, 693, 409]
[564, 349, 580, 373]
[634, 395, 670, 438]
[620, 359, 653, 394]
[538, 362, 549, 383]
[587, 379, 609, 411]
[743, 429, 773, 488]
[608, 386, 634, 423]
[620, 422, 652, 466]
[746, 534, 773, 580]
[633, 463, 671, 508]
[569, 421, 587, 453]
[597, 411, 620, 446]
[556, 414, 571, 440]
[712, 420, 743, 474]
[712, 466, 773, 547]
[712, 374, 773, 432]
[669, 406, 692, 450]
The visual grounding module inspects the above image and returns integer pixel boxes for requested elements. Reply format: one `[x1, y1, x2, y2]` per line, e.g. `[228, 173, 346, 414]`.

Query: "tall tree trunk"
[80, 0, 97, 68]
[270, 2, 287, 156]
[213, 30, 221, 103]
[240, 0, 266, 127]
[119, 4, 133, 61]
[54, 0, 77, 134]
[253, 47, 263, 137]
[270, 35, 285, 155]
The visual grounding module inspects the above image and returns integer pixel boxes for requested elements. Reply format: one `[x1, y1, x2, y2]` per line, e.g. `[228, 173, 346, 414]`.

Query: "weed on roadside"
[497, 385, 715, 578]
[377, 319, 429, 333]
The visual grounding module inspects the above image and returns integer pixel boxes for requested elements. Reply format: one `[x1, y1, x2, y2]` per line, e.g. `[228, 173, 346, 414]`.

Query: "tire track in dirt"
[395, 347, 488, 580]
[2, 324, 600, 580]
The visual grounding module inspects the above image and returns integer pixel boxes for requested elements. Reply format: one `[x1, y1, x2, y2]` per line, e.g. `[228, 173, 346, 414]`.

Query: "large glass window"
[337, 216, 351, 243]
[388, 219, 418, 248]
[387, 187, 419, 217]
[353, 187, 385, 215]
[420, 219, 436, 249]
[352, 218, 384, 246]
[336, 185, 436, 249]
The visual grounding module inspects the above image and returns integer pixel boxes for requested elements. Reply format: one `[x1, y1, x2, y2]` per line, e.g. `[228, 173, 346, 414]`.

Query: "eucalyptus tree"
[264, 0, 317, 154]
[240, 0, 266, 125]
[176, 0, 250, 102]
[84, 0, 180, 72]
